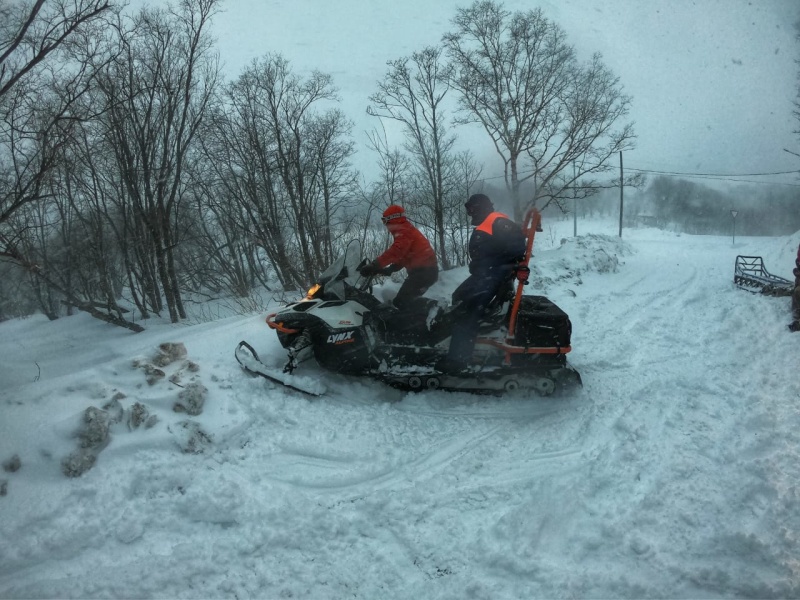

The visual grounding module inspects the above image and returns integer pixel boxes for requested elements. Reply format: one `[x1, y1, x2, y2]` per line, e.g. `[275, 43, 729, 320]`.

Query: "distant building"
[635, 214, 658, 227]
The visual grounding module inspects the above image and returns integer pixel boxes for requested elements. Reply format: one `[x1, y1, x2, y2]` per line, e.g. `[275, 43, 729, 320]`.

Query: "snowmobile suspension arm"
[266, 313, 300, 335]
[477, 337, 571, 355]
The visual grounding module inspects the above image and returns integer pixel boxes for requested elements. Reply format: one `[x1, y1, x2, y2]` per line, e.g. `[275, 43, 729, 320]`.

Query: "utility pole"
[573, 161, 577, 237]
[618, 151, 624, 237]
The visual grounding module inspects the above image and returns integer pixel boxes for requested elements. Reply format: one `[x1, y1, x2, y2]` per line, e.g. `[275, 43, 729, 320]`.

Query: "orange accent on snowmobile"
[504, 207, 543, 364]
[476, 337, 571, 355]
[266, 313, 300, 335]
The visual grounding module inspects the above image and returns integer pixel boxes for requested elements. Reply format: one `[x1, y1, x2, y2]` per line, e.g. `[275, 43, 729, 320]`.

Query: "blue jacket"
[468, 212, 526, 278]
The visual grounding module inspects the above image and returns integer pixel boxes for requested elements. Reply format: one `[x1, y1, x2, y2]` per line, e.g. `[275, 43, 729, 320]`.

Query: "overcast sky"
[204, 0, 800, 188]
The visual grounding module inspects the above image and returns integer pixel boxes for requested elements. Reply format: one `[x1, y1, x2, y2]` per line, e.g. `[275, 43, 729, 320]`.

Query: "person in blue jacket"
[436, 193, 526, 373]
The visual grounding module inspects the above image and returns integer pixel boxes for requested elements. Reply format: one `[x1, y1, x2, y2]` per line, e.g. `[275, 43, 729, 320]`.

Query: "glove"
[384, 263, 402, 274]
[514, 265, 530, 284]
[358, 261, 381, 277]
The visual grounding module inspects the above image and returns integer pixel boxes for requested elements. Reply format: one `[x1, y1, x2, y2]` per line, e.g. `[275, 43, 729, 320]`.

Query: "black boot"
[434, 357, 469, 375]
[789, 321, 800, 333]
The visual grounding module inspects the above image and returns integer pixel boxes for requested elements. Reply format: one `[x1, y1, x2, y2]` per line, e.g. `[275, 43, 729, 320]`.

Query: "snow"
[1, 218, 799, 599]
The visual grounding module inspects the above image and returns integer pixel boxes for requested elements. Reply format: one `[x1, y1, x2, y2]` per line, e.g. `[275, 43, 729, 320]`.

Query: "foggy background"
[0, 0, 798, 324]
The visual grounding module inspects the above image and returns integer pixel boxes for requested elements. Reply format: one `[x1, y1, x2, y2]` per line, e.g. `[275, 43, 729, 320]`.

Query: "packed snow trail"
[552, 232, 800, 598]
[1, 226, 798, 599]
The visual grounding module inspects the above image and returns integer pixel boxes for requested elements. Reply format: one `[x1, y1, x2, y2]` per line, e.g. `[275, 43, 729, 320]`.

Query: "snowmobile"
[235, 208, 581, 396]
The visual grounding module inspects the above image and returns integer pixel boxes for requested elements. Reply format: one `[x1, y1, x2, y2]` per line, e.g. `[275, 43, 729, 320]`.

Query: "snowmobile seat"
[476, 276, 515, 329]
[373, 297, 443, 345]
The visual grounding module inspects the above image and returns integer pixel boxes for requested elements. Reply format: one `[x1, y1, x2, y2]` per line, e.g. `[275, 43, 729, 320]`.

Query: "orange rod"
[266, 313, 300, 335]
[477, 337, 570, 355]
[504, 208, 542, 363]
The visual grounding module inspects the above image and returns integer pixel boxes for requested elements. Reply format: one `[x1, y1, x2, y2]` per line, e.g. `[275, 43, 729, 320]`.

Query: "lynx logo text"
[327, 331, 355, 345]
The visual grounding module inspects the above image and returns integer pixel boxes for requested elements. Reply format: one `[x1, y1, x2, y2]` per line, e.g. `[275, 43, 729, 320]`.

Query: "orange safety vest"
[475, 212, 510, 235]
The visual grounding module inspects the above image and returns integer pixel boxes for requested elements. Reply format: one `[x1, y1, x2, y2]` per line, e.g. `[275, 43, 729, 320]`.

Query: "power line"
[626, 167, 800, 177]
[625, 167, 800, 187]
[475, 163, 800, 187]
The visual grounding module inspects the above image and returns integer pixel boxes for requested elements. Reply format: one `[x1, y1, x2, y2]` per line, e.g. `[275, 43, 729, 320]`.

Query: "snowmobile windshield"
[316, 239, 364, 301]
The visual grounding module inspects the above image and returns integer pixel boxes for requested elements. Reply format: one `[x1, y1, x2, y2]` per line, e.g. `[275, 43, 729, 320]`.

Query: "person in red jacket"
[790, 242, 800, 332]
[358, 205, 439, 308]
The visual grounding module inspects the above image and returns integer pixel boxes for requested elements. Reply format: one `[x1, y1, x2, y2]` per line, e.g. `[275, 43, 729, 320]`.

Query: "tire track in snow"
[262, 414, 585, 505]
[264, 424, 505, 496]
[392, 393, 570, 421]
[447, 446, 585, 495]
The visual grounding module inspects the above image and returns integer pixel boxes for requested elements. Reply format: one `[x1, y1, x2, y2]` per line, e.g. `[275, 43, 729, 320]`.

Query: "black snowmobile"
[235, 208, 581, 396]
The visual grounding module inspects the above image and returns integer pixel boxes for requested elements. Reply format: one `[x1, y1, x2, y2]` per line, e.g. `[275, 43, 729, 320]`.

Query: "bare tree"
[306, 109, 359, 265]
[199, 80, 301, 291]
[368, 46, 486, 269]
[0, 0, 111, 237]
[443, 1, 636, 220]
[365, 124, 415, 206]
[0, 0, 112, 99]
[52, 133, 130, 318]
[369, 46, 461, 268]
[0, 0, 114, 245]
[354, 127, 413, 261]
[444, 150, 482, 267]
[0, 1, 146, 328]
[793, 19, 800, 144]
[250, 57, 355, 280]
[185, 124, 278, 299]
[92, 0, 221, 322]
[199, 54, 356, 291]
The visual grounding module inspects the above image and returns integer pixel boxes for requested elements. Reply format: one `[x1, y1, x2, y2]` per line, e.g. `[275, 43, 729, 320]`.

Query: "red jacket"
[376, 219, 437, 271]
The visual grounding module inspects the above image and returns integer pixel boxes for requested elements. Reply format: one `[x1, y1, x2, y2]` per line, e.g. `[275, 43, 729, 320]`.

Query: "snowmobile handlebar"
[357, 259, 395, 278]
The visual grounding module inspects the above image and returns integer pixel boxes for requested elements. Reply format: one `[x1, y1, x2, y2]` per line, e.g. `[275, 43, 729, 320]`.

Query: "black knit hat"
[465, 193, 493, 213]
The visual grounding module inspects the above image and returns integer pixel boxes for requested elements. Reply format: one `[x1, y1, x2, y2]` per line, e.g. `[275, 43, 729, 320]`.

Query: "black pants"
[393, 266, 438, 309]
[445, 272, 512, 366]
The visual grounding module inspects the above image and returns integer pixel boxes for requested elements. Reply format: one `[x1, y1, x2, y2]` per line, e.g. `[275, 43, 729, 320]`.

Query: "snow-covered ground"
[1, 218, 798, 599]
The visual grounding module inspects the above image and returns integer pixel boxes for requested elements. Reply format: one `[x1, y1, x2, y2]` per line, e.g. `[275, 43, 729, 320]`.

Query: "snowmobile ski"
[235, 341, 325, 396]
